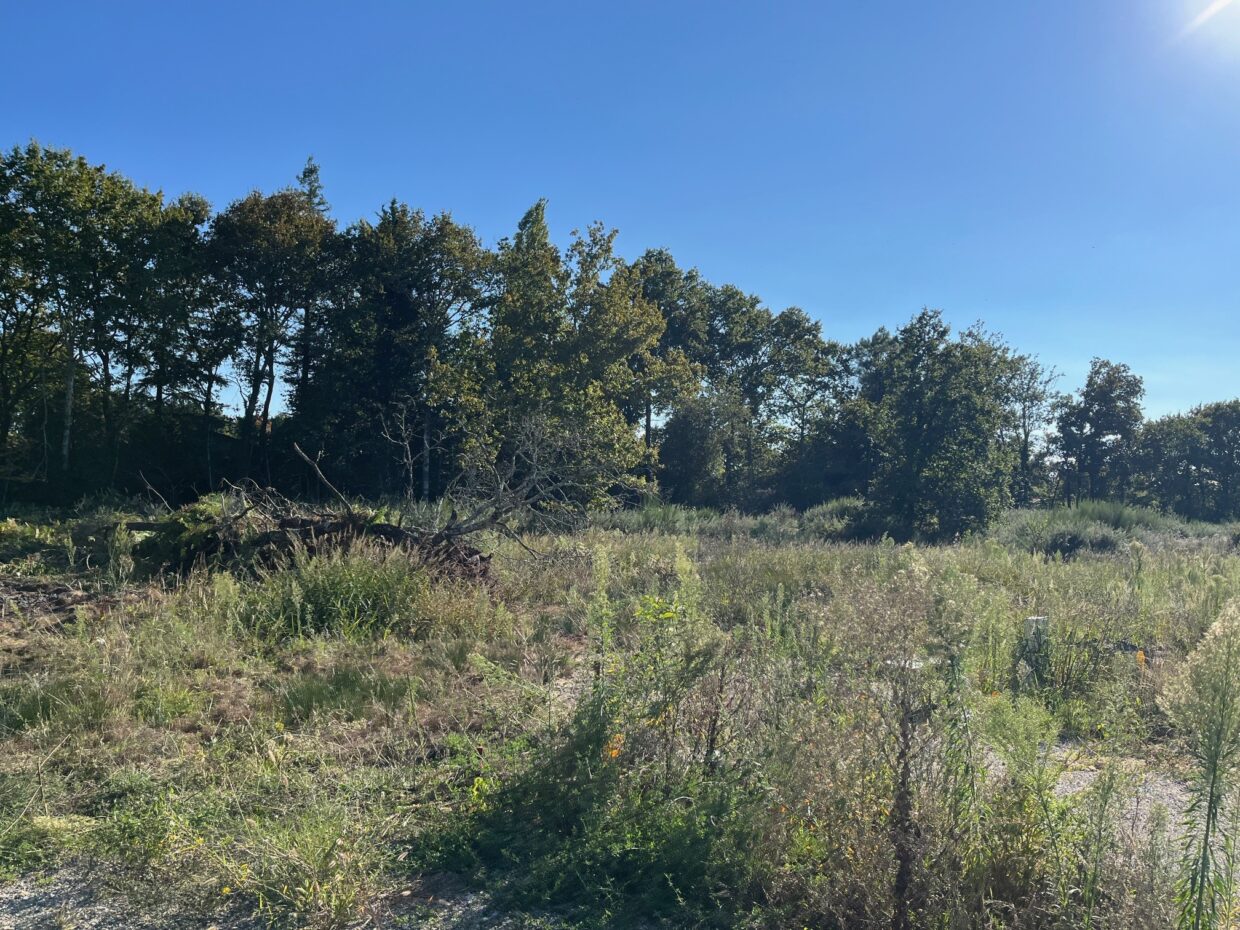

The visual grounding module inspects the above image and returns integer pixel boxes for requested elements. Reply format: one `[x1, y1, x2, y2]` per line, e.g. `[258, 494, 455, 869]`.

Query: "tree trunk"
[59, 339, 75, 479]
[239, 345, 269, 477]
[644, 398, 658, 484]
[98, 350, 117, 481]
[1018, 434, 1031, 506]
[259, 351, 276, 485]
[299, 303, 313, 400]
[0, 406, 11, 470]
[203, 380, 214, 490]
[422, 405, 431, 500]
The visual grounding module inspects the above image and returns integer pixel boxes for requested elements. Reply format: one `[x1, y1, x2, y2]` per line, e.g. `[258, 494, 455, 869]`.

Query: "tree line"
[2, 141, 1237, 538]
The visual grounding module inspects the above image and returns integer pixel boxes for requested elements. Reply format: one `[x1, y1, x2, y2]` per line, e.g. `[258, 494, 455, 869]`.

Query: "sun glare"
[1181, 0, 1240, 37]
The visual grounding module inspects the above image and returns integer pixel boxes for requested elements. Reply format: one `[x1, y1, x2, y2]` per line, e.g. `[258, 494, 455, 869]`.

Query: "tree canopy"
[0, 142, 1233, 539]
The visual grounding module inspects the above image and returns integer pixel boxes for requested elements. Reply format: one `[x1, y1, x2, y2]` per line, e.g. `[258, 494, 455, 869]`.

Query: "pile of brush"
[117, 482, 490, 580]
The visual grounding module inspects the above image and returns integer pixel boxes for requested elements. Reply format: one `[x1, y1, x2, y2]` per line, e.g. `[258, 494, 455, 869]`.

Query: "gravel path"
[0, 866, 571, 930]
[0, 864, 261, 930]
[1052, 746, 1191, 839]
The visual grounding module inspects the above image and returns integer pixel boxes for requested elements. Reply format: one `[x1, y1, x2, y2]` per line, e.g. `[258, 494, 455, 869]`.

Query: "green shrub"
[752, 504, 800, 542]
[1069, 500, 1188, 534]
[992, 503, 1228, 559]
[801, 496, 864, 539]
[994, 507, 1129, 557]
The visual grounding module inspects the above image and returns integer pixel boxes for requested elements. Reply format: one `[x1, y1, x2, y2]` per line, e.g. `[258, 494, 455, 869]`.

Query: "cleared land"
[2, 500, 1238, 928]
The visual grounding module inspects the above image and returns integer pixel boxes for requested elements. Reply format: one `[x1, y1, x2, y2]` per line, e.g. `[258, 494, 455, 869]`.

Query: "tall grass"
[234, 543, 433, 639]
[589, 497, 867, 542]
[5, 504, 1240, 927]
[1163, 602, 1240, 930]
[992, 501, 1233, 558]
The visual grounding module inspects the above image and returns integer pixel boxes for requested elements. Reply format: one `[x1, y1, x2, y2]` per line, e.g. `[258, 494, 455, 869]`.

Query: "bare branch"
[292, 442, 354, 518]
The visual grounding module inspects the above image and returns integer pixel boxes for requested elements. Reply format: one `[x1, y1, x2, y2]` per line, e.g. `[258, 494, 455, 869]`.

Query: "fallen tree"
[121, 483, 491, 580]
[121, 414, 639, 578]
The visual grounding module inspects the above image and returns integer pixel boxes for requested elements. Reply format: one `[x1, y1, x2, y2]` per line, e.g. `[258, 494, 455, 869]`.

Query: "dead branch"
[293, 442, 354, 517]
[139, 471, 173, 514]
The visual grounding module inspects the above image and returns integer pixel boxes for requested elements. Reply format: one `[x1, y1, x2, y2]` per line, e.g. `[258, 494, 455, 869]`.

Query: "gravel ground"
[0, 864, 261, 930]
[0, 866, 571, 930]
[1053, 746, 1191, 838]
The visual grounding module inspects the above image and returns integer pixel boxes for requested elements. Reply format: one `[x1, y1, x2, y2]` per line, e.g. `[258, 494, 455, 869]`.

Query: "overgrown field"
[4, 500, 1240, 928]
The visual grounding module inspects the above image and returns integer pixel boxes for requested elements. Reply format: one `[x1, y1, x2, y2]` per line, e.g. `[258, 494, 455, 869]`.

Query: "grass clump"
[277, 665, 413, 724]
[0, 674, 115, 734]
[800, 495, 865, 538]
[236, 543, 432, 640]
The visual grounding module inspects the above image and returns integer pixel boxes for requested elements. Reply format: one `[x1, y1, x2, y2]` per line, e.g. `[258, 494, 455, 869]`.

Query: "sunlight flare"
[1181, 0, 1239, 37]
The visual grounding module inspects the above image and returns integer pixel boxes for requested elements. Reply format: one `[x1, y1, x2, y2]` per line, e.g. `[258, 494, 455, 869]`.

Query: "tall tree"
[1136, 401, 1240, 521]
[1, 143, 164, 486]
[657, 388, 754, 508]
[137, 194, 222, 415]
[1054, 358, 1145, 502]
[300, 202, 490, 497]
[485, 203, 663, 510]
[1007, 354, 1059, 506]
[1134, 413, 1204, 519]
[769, 307, 841, 450]
[137, 192, 236, 491]
[0, 149, 57, 479]
[699, 285, 783, 498]
[1195, 401, 1240, 520]
[210, 163, 334, 477]
[628, 249, 707, 448]
[863, 310, 1018, 540]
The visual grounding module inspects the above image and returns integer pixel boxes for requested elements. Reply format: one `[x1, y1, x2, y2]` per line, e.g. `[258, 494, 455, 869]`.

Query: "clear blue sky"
[4, 0, 1239, 417]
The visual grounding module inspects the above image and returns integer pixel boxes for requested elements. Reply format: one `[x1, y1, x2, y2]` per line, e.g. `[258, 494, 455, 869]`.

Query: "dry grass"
[2, 509, 1240, 927]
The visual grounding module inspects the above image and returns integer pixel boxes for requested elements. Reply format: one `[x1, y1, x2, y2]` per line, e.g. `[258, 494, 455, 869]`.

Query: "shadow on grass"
[417, 690, 765, 929]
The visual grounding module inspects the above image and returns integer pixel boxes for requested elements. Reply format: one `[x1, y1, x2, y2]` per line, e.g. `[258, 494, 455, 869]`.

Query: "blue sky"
[3, 0, 1240, 417]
